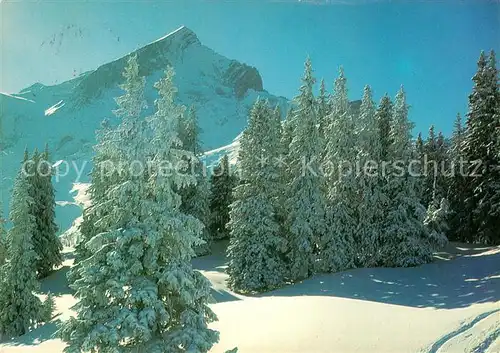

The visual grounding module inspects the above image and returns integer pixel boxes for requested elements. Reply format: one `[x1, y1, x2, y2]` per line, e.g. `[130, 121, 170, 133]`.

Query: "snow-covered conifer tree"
[284, 59, 327, 279]
[376, 94, 393, 161]
[0, 211, 6, 266]
[69, 55, 147, 284]
[208, 155, 236, 240]
[424, 182, 449, 252]
[461, 50, 500, 244]
[68, 120, 116, 284]
[422, 125, 439, 207]
[447, 113, 468, 241]
[414, 132, 426, 201]
[0, 171, 46, 338]
[179, 105, 202, 156]
[227, 98, 287, 292]
[60, 65, 218, 352]
[379, 87, 432, 267]
[30, 145, 62, 277]
[42, 292, 56, 322]
[317, 78, 331, 142]
[178, 105, 211, 255]
[319, 67, 356, 272]
[354, 85, 388, 267]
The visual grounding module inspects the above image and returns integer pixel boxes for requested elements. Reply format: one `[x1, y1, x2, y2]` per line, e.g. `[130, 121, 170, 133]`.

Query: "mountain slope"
[0, 26, 287, 231]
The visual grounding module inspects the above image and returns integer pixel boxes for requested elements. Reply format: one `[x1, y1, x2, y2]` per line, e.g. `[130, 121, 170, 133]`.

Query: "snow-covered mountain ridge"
[1, 26, 287, 230]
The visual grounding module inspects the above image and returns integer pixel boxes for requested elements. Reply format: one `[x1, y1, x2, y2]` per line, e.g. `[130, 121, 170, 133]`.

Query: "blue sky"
[1, 0, 499, 135]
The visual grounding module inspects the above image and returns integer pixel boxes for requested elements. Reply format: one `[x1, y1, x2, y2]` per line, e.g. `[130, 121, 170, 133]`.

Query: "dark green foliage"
[0, 170, 45, 338]
[457, 50, 500, 244]
[180, 105, 202, 156]
[208, 155, 237, 240]
[26, 146, 62, 278]
[42, 292, 56, 322]
[178, 106, 211, 255]
[376, 94, 393, 161]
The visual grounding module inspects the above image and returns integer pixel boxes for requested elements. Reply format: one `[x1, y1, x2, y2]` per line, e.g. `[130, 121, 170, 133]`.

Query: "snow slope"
[0, 242, 498, 353]
[0, 26, 287, 231]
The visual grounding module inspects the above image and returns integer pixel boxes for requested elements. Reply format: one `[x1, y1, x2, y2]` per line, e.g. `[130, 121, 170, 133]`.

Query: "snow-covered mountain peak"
[1, 26, 287, 231]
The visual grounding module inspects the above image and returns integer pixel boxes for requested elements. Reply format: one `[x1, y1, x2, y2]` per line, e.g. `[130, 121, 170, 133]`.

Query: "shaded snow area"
[0, 242, 498, 353]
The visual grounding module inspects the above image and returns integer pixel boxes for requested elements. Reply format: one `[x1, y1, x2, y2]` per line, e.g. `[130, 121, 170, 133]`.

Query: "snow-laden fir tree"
[422, 126, 448, 208]
[318, 67, 356, 273]
[422, 125, 438, 207]
[376, 94, 393, 161]
[379, 87, 433, 267]
[271, 105, 288, 233]
[227, 98, 287, 293]
[0, 210, 6, 266]
[179, 105, 202, 156]
[208, 155, 236, 240]
[0, 170, 49, 338]
[424, 179, 449, 251]
[354, 85, 389, 267]
[178, 105, 211, 256]
[447, 113, 468, 241]
[461, 50, 500, 244]
[435, 132, 449, 203]
[414, 132, 426, 201]
[29, 145, 62, 277]
[317, 78, 331, 143]
[284, 58, 327, 279]
[59, 65, 218, 352]
[69, 55, 148, 285]
[68, 119, 118, 284]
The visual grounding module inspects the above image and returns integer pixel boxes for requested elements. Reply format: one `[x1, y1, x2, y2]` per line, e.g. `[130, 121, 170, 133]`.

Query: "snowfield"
[0, 242, 498, 353]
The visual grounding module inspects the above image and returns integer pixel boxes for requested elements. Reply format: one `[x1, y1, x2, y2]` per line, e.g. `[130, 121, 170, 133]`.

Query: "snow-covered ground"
[0, 242, 498, 353]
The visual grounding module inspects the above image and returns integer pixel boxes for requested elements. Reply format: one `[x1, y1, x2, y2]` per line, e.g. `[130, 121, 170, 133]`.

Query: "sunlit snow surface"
[44, 100, 65, 116]
[0, 242, 498, 353]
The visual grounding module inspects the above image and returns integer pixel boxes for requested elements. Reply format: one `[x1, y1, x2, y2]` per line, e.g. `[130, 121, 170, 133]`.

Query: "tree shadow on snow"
[3, 319, 62, 347]
[258, 247, 500, 310]
[192, 239, 229, 274]
[192, 240, 241, 303]
[40, 265, 73, 296]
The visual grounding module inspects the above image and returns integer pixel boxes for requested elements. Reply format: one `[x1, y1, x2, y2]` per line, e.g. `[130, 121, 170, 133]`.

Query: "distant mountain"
[0, 26, 287, 231]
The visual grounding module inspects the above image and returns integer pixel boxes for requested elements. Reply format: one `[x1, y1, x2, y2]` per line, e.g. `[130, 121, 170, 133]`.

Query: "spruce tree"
[0, 212, 6, 266]
[447, 113, 468, 241]
[379, 87, 432, 267]
[69, 55, 147, 284]
[0, 171, 47, 338]
[461, 50, 500, 244]
[472, 50, 500, 244]
[42, 292, 56, 322]
[68, 120, 117, 284]
[227, 98, 287, 293]
[376, 94, 393, 161]
[414, 132, 426, 201]
[422, 125, 438, 207]
[319, 67, 356, 272]
[284, 59, 327, 279]
[424, 179, 449, 251]
[208, 155, 236, 240]
[435, 131, 449, 203]
[31, 145, 62, 277]
[354, 85, 388, 267]
[179, 105, 202, 156]
[178, 105, 211, 256]
[60, 66, 218, 352]
[317, 78, 331, 142]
